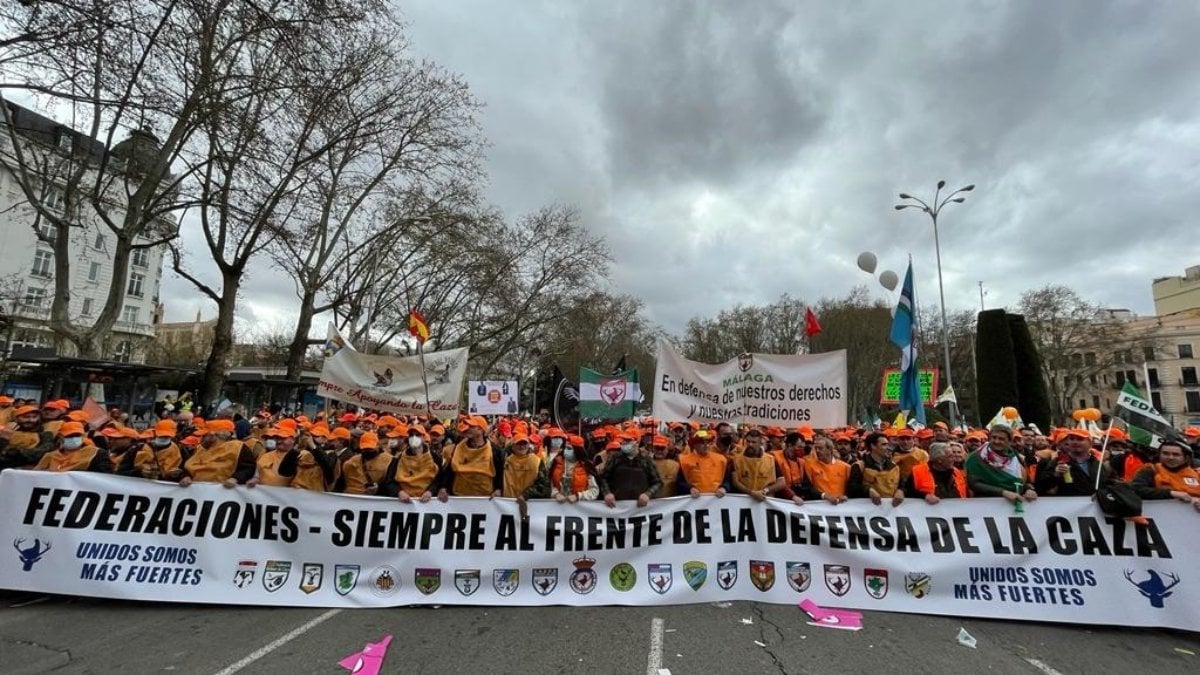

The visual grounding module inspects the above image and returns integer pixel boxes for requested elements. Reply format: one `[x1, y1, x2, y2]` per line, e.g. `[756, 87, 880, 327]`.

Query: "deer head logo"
[1124, 570, 1180, 608]
[13, 538, 52, 571]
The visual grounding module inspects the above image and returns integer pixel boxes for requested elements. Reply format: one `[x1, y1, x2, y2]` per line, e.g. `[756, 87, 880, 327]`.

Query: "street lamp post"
[894, 180, 975, 428]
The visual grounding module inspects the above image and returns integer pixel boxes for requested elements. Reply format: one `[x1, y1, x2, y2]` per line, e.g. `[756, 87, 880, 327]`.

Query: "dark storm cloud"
[156, 0, 1200, 335]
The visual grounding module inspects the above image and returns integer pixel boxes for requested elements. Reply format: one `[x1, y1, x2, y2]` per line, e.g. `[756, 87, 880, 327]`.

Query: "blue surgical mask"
[564, 447, 576, 461]
[153, 437, 171, 448]
[62, 437, 84, 451]
[621, 443, 636, 456]
[550, 438, 564, 449]
[264, 439, 278, 450]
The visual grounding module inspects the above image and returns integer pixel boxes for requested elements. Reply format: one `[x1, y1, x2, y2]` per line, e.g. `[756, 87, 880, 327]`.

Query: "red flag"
[804, 307, 822, 338]
[407, 309, 430, 344]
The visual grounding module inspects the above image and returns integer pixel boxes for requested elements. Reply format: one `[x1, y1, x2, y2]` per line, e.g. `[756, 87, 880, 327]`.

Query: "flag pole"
[1093, 418, 1115, 494]
[417, 340, 433, 419]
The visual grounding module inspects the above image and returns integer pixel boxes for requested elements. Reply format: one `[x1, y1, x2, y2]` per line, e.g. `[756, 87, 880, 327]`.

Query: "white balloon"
[879, 270, 899, 291]
[856, 251, 877, 275]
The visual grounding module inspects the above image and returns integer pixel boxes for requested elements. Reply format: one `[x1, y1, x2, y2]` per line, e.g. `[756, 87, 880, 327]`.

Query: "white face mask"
[621, 442, 636, 455]
[549, 438, 563, 449]
[152, 437, 171, 448]
[388, 439, 400, 449]
[563, 447, 576, 461]
[62, 437, 84, 451]
[408, 436, 423, 449]
[264, 439, 278, 450]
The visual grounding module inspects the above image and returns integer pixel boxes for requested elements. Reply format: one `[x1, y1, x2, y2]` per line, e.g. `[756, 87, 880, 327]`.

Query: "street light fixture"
[894, 181, 975, 427]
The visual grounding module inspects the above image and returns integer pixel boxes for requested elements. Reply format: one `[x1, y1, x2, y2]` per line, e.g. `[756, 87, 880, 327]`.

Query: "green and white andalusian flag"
[578, 367, 640, 419]
[1114, 381, 1179, 446]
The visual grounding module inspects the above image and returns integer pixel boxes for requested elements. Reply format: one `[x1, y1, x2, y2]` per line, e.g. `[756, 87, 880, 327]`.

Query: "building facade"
[0, 102, 168, 363]
[1152, 266, 1200, 317]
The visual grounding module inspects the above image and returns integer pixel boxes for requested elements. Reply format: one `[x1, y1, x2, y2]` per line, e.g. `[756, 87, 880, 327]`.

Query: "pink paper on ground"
[798, 599, 863, 630]
[338, 635, 393, 675]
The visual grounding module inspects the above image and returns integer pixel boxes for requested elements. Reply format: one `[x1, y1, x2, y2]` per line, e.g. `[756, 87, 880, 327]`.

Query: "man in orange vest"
[1130, 439, 1200, 511]
[730, 429, 784, 501]
[179, 420, 256, 487]
[34, 422, 111, 472]
[0, 404, 55, 470]
[678, 430, 729, 497]
[849, 431, 905, 506]
[800, 436, 851, 505]
[437, 416, 504, 499]
[905, 442, 967, 503]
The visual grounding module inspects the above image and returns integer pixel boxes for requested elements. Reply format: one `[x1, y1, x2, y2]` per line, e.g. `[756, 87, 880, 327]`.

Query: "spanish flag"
[408, 309, 430, 344]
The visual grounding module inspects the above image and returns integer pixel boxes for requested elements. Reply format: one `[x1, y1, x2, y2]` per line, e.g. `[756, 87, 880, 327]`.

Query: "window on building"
[1092, 395, 1100, 408]
[31, 250, 52, 278]
[127, 272, 145, 298]
[1126, 370, 1138, 386]
[1078, 399, 1087, 410]
[1183, 367, 1199, 387]
[132, 247, 149, 268]
[36, 223, 58, 244]
[114, 340, 133, 363]
[121, 305, 138, 324]
[1187, 391, 1200, 414]
[44, 186, 65, 212]
[87, 262, 101, 282]
[1115, 371, 1126, 387]
[1151, 392, 1164, 412]
[1084, 352, 1096, 366]
[1148, 368, 1160, 388]
[1123, 350, 1134, 365]
[1089, 374, 1097, 386]
[21, 287, 46, 309]
[1143, 346, 1156, 362]
[1180, 344, 1194, 359]
[93, 232, 105, 250]
[81, 297, 93, 316]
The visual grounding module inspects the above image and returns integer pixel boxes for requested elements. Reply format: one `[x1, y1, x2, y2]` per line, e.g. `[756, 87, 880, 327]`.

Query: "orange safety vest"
[184, 440, 244, 483]
[552, 456, 593, 496]
[6, 429, 43, 452]
[36, 445, 100, 472]
[1123, 454, 1148, 482]
[891, 448, 928, 482]
[860, 458, 902, 497]
[42, 419, 64, 437]
[255, 450, 292, 487]
[733, 454, 777, 493]
[393, 451, 439, 495]
[678, 451, 728, 492]
[769, 450, 805, 487]
[1153, 463, 1200, 497]
[653, 458, 680, 497]
[131, 443, 184, 475]
[450, 442, 496, 496]
[291, 450, 327, 492]
[910, 463, 967, 498]
[503, 453, 541, 498]
[804, 456, 851, 498]
[341, 451, 394, 495]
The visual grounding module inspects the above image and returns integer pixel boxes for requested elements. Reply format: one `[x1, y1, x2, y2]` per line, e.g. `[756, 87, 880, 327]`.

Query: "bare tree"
[169, 2, 391, 403]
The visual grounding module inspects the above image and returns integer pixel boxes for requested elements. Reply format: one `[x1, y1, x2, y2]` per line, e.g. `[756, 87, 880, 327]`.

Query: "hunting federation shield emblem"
[493, 569, 519, 596]
[648, 564, 672, 594]
[570, 558, 598, 594]
[600, 378, 627, 406]
[824, 564, 851, 596]
[533, 568, 559, 596]
[415, 568, 441, 595]
[864, 568, 889, 599]
[905, 572, 931, 599]
[299, 563, 323, 594]
[717, 560, 738, 590]
[786, 562, 811, 593]
[738, 352, 754, 372]
[334, 565, 360, 596]
[683, 561, 707, 591]
[262, 560, 291, 592]
[455, 569, 481, 596]
[233, 560, 257, 589]
[750, 560, 775, 592]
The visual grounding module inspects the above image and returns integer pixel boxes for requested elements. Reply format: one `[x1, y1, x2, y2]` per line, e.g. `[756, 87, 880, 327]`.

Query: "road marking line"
[646, 617, 665, 675]
[1024, 657, 1065, 675]
[213, 608, 341, 675]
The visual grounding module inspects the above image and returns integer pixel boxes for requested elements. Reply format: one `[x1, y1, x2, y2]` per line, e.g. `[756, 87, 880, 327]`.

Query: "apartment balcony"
[112, 320, 156, 338]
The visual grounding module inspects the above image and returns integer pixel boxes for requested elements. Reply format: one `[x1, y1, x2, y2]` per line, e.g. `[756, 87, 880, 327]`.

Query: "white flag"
[935, 386, 957, 406]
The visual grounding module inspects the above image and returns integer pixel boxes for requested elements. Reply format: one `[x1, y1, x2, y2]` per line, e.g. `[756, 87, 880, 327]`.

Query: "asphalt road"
[2, 590, 1198, 674]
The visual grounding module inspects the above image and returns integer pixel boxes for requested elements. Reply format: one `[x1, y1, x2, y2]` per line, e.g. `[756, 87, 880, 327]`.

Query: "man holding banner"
[1130, 438, 1200, 511]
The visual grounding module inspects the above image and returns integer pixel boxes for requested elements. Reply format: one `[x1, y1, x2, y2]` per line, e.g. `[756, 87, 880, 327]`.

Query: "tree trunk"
[285, 286, 318, 381]
[200, 275, 241, 406]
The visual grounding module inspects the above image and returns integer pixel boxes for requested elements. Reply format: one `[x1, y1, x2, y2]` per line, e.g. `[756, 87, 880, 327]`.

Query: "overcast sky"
[160, 0, 1200, 335]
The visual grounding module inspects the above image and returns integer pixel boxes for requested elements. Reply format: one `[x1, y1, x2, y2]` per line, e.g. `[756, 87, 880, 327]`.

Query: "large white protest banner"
[651, 338, 848, 427]
[317, 324, 468, 417]
[468, 380, 519, 415]
[2, 471, 1196, 631]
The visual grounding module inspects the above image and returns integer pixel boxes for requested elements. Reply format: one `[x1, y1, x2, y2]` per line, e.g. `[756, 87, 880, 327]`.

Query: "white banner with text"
[0, 472, 1196, 631]
[651, 339, 849, 427]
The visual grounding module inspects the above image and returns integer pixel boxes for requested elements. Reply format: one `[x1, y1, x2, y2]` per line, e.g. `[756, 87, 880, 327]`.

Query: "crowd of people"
[1, 394, 1199, 513]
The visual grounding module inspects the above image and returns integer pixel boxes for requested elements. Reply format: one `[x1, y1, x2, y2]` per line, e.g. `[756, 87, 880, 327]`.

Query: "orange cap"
[358, 432, 379, 450]
[153, 420, 177, 437]
[15, 405, 40, 416]
[59, 421, 86, 437]
[207, 419, 235, 433]
[43, 399, 70, 410]
[67, 410, 90, 422]
[652, 435, 669, 448]
[332, 427, 352, 441]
